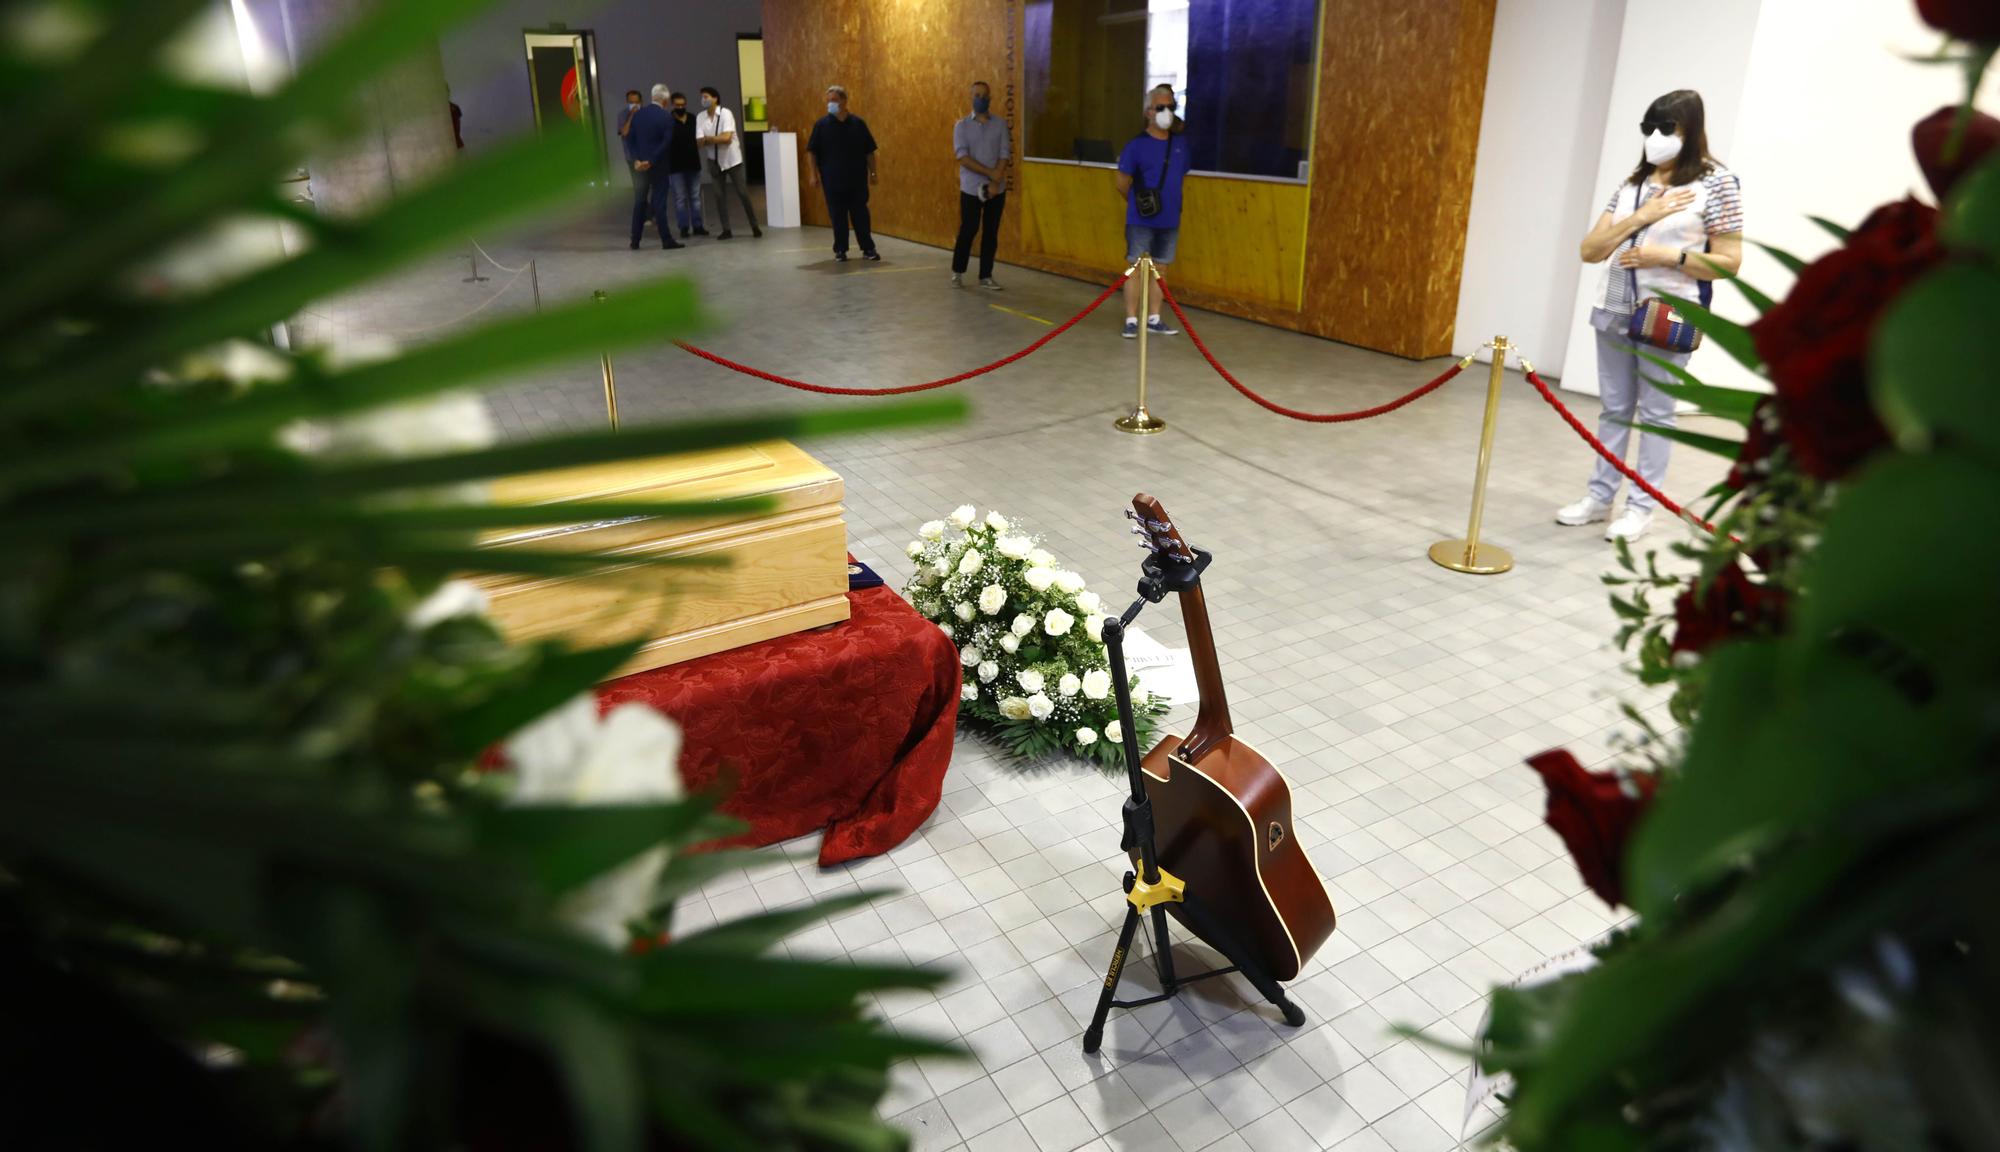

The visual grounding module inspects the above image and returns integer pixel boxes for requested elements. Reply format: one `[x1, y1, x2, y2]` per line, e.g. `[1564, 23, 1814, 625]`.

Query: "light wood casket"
[475, 441, 849, 677]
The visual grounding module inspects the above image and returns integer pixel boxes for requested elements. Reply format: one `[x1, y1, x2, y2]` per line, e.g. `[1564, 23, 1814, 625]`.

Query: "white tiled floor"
[317, 217, 1725, 1150]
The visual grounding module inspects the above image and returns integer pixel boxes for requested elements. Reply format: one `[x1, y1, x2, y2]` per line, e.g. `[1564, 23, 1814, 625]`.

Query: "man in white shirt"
[694, 85, 762, 239]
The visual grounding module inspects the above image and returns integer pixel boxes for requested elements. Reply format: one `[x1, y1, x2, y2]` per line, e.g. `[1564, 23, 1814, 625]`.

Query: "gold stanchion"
[1428, 336, 1514, 575]
[463, 249, 488, 283]
[593, 289, 619, 430]
[1114, 254, 1166, 434]
[529, 258, 542, 313]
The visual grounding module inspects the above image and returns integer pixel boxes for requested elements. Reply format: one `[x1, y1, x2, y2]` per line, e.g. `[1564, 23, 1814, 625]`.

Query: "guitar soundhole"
[1268, 822, 1285, 852]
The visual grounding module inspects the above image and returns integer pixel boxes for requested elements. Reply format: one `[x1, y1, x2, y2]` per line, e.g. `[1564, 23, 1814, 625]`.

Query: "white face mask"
[1154, 109, 1174, 130]
[1644, 130, 1683, 167]
[828, 101, 841, 115]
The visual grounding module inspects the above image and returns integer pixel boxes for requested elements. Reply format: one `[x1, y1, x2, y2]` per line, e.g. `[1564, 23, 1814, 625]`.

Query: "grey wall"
[440, 0, 764, 169]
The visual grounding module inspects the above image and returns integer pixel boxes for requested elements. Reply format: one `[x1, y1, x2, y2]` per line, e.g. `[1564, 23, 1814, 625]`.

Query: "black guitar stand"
[1081, 548, 1307, 1055]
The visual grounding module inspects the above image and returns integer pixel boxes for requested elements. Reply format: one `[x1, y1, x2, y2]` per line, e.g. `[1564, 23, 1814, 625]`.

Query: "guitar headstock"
[1127, 493, 1196, 565]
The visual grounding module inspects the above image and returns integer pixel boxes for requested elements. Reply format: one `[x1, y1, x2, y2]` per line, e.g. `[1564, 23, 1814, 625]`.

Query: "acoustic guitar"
[1127, 493, 1337, 982]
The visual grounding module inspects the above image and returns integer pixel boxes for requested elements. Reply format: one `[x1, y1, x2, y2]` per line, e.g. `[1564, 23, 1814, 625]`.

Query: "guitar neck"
[1174, 579, 1233, 763]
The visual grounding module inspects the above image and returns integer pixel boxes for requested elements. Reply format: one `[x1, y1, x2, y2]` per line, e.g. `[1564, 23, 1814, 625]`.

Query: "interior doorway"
[523, 28, 606, 179]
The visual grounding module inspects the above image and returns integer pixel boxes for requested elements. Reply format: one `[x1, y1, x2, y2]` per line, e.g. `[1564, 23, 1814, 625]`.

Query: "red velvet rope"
[1522, 367, 1718, 534]
[1155, 278, 1466, 422]
[674, 274, 1130, 396]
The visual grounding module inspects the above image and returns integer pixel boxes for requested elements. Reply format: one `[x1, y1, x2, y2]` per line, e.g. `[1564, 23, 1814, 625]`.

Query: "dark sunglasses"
[1152, 102, 1178, 113]
[1640, 118, 1678, 136]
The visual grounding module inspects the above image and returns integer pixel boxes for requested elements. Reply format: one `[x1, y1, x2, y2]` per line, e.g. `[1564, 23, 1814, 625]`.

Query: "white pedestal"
[762, 131, 801, 228]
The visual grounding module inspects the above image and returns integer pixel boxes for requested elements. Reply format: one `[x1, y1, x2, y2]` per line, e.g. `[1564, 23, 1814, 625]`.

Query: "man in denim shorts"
[1114, 83, 1192, 338]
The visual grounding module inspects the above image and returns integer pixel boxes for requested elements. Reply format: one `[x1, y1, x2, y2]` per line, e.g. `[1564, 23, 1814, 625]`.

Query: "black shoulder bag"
[1134, 137, 1171, 219]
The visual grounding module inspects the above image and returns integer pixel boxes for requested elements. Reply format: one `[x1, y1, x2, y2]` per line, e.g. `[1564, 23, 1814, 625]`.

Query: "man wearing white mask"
[694, 85, 761, 239]
[1114, 84, 1190, 338]
[806, 84, 879, 262]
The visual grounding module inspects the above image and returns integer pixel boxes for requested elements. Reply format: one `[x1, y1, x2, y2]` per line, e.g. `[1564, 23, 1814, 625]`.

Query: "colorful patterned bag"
[1623, 183, 1713, 354]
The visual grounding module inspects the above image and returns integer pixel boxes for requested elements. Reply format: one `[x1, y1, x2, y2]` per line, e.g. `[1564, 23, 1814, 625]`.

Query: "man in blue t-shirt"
[1114, 84, 1192, 338]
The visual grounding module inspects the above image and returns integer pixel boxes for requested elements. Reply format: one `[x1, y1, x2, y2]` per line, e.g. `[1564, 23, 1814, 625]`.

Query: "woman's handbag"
[1623, 184, 1712, 354]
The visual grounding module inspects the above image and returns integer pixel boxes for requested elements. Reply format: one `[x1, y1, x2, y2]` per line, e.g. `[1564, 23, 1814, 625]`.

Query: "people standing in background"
[1563, 88, 1743, 542]
[1114, 84, 1190, 338]
[667, 91, 707, 239]
[806, 85, 879, 263]
[619, 89, 646, 238]
[950, 80, 1010, 290]
[695, 85, 762, 240]
[449, 96, 464, 150]
[627, 85, 684, 252]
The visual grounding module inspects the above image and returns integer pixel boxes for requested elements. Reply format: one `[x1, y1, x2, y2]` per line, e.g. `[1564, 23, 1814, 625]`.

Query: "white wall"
[1453, 0, 1626, 370]
[439, 0, 764, 168]
[1554, 0, 1761, 393]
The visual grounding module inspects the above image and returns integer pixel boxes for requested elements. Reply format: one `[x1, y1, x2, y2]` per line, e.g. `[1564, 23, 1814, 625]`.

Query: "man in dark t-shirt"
[666, 91, 706, 237]
[805, 84, 879, 262]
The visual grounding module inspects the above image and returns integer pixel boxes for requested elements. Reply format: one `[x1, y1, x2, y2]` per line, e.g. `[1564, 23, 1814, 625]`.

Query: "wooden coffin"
[475, 441, 849, 678]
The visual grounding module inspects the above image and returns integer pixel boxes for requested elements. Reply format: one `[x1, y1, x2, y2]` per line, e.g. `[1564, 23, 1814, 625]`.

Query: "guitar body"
[1136, 734, 1336, 982]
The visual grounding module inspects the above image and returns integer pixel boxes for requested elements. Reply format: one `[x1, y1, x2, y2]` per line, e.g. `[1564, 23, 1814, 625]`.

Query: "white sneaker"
[950, 273, 964, 288]
[1555, 496, 1612, 526]
[1605, 507, 1653, 542]
[979, 277, 1003, 291]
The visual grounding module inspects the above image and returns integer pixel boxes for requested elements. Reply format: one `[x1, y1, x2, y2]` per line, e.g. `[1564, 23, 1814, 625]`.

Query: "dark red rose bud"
[1913, 105, 2000, 203]
[1527, 749, 1657, 909]
[1748, 198, 1942, 479]
[1670, 561, 1788, 656]
[1916, 0, 2000, 42]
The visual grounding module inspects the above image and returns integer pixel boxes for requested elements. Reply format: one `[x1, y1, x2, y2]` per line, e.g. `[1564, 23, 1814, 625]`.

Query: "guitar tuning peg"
[1128, 525, 1145, 535]
[1123, 509, 1138, 520]
[1136, 539, 1154, 550]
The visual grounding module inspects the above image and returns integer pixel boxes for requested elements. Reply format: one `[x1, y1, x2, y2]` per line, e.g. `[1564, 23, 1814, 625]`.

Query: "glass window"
[1024, 0, 1319, 180]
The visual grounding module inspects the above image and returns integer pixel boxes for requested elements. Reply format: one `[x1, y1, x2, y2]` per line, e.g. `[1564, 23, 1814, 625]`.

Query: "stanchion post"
[1114, 254, 1167, 435]
[1429, 336, 1515, 575]
[529, 258, 542, 313]
[463, 248, 488, 283]
[592, 289, 619, 430]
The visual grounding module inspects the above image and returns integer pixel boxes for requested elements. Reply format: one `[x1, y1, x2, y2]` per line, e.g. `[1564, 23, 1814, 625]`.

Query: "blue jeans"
[667, 170, 704, 233]
[1589, 327, 1690, 511]
[1125, 222, 1179, 264]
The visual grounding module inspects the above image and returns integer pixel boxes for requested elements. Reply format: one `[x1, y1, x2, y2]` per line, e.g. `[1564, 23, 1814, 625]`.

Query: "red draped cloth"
[597, 585, 961, 866]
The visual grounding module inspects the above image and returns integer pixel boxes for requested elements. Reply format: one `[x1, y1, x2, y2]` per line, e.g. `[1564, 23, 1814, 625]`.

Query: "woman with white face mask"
[1564, 89, 1744, 542]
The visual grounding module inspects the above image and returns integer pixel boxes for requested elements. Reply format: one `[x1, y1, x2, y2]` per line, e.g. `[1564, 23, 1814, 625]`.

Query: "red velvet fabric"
[596, 585, 961, 866]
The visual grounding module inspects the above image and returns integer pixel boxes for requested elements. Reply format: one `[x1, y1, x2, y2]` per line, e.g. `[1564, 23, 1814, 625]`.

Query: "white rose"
[939, 622, 954, 639]
[1017, 669, 1045, 694]
[1082, 669, 1111, 700]
[1029, 548, 1055, 567]
[954, 601, 976, 622]
[1011, 614, 1036, 636]
[1043, 607, 1075, 637]
[1085, 613, 1106, 641]
[978, 660, 1000, 683]
[932, 558, 950, 577]
[407, 580, 487, 630]
[1104, 722, 1124, 743]
[997, 534, 1033, 559]
[999, 633, 1020, 654]
[919, 520, 946, 540]
[961, 682, 978, 701]
[1054, 570, 1086, 594]
[1058, 673, 1081, 698]
[985, 510, 1011, 533]
[949, 504, 976, 528]
[906, 540, 924, 557]
[1075, 726, 1098, 746]
[1076, 591, 1102, 614]
[505, 697, 683, 949]
[999, 696, 1031, 720]
[959, 645, 981, 666]
[958, 550, 984, 576]
[1132, 684, 1149, 707]
[1028, 693, 1054, 720]
[1024, 567, 1056, 592]
[979, 584, 1007, 615]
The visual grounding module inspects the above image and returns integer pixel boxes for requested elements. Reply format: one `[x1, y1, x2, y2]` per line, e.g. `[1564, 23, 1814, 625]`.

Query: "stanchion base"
[463, 275, 490, 283]
[1114, 409, 1167, 435]
[1429, 539, 1513, 575]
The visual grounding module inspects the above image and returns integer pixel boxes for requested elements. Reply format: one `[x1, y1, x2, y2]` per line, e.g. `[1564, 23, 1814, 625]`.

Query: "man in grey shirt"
[951, 80, 1011, 290]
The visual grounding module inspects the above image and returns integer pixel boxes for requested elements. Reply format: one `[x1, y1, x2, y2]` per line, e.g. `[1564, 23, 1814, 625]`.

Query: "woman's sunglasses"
[1640, 118, 1678, 136]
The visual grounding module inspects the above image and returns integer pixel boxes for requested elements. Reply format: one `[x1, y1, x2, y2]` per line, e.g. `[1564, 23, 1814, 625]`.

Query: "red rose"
[1669, 561, 1788, 655]
[1916, 0, 2000, 41]
[1527, 750, 1657, 909]
[1913, 105, 2000, 202]
[1748, 199, 1942, 479]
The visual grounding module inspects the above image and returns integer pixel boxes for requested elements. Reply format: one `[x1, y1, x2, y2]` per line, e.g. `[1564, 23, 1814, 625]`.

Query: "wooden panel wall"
[762, 0, 1493, 359]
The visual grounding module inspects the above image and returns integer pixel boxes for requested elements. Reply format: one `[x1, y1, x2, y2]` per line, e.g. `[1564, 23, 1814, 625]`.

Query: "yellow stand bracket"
[1127, 867, 1185, 911]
